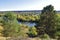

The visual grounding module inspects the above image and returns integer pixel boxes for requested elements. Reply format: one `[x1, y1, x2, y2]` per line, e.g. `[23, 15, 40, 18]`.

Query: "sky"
[0, 0, 60, 11]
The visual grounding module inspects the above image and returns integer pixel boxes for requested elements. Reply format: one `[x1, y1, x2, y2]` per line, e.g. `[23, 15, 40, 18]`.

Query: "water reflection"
[18, 22, 36, 27]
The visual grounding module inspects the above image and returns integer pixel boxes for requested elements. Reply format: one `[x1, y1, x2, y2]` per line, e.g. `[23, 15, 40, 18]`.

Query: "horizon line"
[0, 9, 60, 11]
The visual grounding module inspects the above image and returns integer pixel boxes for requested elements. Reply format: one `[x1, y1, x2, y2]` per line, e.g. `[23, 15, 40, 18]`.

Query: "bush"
[28, 26, 37, 37]
[39, 34, 49, 39]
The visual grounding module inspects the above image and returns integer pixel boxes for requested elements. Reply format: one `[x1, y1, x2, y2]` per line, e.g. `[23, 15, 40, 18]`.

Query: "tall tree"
[35, 5, 57, 38]
[55, 15, 60, 39]
[2, 12, 20, 37]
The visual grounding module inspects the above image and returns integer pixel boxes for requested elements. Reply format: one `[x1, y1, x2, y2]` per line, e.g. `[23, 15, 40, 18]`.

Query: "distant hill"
[0, 10, 60, 14]
[0, 10, 41, 14]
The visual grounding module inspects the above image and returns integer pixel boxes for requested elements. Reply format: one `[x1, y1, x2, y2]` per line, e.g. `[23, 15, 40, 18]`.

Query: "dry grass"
[0, 37, 57, 40]
[0, 37, 6, 40]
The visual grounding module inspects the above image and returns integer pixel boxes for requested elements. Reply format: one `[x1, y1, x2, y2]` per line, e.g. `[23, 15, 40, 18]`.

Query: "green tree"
[55, 15, 60, 39]
[28, 26, 37, 37]
[35, 5, 57, 38]
[2, 12, 20, 37]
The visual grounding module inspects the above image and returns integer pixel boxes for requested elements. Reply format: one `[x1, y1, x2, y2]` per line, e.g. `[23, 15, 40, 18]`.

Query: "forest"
[0, 5, 60, 40]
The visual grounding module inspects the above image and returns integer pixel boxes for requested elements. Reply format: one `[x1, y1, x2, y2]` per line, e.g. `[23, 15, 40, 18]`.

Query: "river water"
[18, 22, 36, 27]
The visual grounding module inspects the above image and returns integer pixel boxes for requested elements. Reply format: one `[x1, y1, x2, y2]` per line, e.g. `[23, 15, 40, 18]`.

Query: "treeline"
[17, 14, 40, 22]
[0, 12, 40, 22]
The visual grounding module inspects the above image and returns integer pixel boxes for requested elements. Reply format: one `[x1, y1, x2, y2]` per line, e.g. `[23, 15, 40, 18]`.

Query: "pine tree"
[35, 5, 57, 38]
